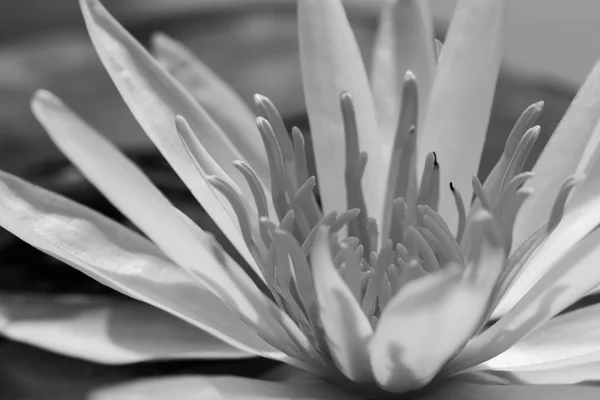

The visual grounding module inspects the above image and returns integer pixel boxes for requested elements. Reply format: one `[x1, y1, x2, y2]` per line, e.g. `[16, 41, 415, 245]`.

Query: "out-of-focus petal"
[78, 0, 260, 271]
[417, 0, 505, 232]
[447, 226, 600, 374]
[472, 303, 600, 384]
[31, 90, 260, 282]
[90, 375, 360, 400]
[298, 0, 385, 220]
[152, 33, 269, 184]
[412, 379, 600, 400]
[372, 211, 504, 392]
[0, 170, 282, 359]
[311, 228, 373, 382]
[370, 0, 435, 139]
[0, 294, 249, 364]
[514, 57, 600, 248]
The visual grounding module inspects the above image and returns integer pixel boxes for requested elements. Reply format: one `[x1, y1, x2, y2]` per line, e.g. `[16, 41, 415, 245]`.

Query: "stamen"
[472, 176, 493, 212]
[390, 197, 409, 245]
[395, 258, 428, 292]
[342, 92, 372, 252]
[289, 177, 318, 238]
[449, 182, 466, 242]
[292, 128, 322, 228]
[301, 211, 338, 256]
[378, 275, 392, 312]
[417, 152, 437, 209]
[257, 117, 291, 220]
[388, 265, 401, 294]
[498, 188, 532, 251]
[338, 244, 363, 302]
[419, 205, 464, 265]
[279, 209, 296, 234]
[367, 217, 380, 253]
[395, 243, 409, 262]
[381, 71, 418, 242]
[499, 126, 540, 194]
[405, 226, 439, 272]
[417, 227, 447, 263]
[331, 209, 361, 233]
[435, 39, 444, 61]
[233, 161, 270, 220]
[362, 240, 393, 318]
[547, 175, 584, 232]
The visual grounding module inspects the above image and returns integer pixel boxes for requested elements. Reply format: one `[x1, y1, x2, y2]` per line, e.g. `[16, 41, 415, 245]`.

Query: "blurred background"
[0, 0, 590, 398]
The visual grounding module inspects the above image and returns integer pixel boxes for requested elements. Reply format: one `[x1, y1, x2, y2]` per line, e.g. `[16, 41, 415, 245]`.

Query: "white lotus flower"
[3, 0, 600, 398]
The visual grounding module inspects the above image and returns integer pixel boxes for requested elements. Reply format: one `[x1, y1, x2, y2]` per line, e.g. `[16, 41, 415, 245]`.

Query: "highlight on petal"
[151, 33, 269, 183]
[0, 168, 281, 359]
[311, 227, 373, 382]
[474, 303, 600, 384]
[370, 0, 436, 138]
[447, 226, 600, 374]
[514, 57, 600, 247]
[371, 211, 504, 392]
[0, 294, 249, 364]
[417, 0, 506, 232]
[90, 375, 360, 400]
[298, 0, 385, 220]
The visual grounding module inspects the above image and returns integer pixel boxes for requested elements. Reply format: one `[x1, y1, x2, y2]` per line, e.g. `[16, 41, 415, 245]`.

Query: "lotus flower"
[3, 0, 600, 398]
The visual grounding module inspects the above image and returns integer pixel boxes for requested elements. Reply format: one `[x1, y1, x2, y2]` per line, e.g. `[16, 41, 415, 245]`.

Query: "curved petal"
[31, 90, 260, 282]
[90, 375, 360, 400]
[473, 303, 600, 384]
[0, 169, 282, 359]
[514, 57, 600, 248]
[446, 226, 600, 374]
[311, 228, 373, 382]
[78, 0, 259, 272]
[370, 0, 436, 138]
[0, 294, 249, 364]
[371, 211, 504, 392]
[298, 0, 385, 220]
[417, 0, 505, 232]
[151, 33, 269, 184]
[413, 379, 600, 400]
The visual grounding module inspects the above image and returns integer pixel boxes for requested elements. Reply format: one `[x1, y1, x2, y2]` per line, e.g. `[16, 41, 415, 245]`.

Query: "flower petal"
[31, 90, 261, 282]
[371, 211, 504, 392]
[413, 379, 600, 400]
[78, 0, 259, 272]
[370, 0, 435, 138]
[90, 375, 360, 400]
[0, 294, 249, 364]
[298, 0, 385, 220]
[514, 58, 600, 247]
[151, 33, 269, 184]
[311, 227, 373, 382]
[446, 226, 600, 374]
[0, 169, 281, 359]
[473, 303, 600, 384]
[417, 0, 505, 232]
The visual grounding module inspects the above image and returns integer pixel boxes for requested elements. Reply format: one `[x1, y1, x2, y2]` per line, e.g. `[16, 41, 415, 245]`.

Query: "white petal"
[372, 211, 504, 392]
[89, 375, 360, 400]
[31, 90, 261, 282]
[418, 0, 505, 232]
[78, 0, 259, 272]
[0, 294, 249, 364]
[298, 0, 385, 220]
[446, 226, 600, 374]
[370, 0, 435, 138]
[514, 58, 600, 247]
[311, 228, 373, 382]
[152, 33, 269, 185]
[474, 303, 600, 384]
[0, 169, 281, 358]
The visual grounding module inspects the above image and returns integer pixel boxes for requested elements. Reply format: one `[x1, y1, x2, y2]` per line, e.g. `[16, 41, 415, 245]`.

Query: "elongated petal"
[298, 0, 385, 220]
[0, 294, 248, 364]
[371, 211, 504, 392]
[413, 379, 600, 400]
[418, 0, 505, 232]
[311, 228, 373, 382]
[31, 90, 260, 281]
[446, 226, 600, 374]
[477, 304, 600, 375]
[79, 0, 260, 270]
[0, 169, 281, 358]
[370, 0, 435, 138]
[152, 33, 269, 184]
[90, 375, 360, 400]
[514, 58, 600, 247]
